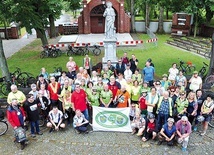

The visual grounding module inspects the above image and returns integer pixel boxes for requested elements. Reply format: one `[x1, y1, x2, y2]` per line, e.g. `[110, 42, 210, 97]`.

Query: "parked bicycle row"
[0, 67, 37, 96]
[40, 44, 101, 58]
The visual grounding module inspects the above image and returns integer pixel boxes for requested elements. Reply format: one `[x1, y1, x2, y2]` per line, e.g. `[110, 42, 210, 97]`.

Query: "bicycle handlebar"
[203, 62, 208, 67]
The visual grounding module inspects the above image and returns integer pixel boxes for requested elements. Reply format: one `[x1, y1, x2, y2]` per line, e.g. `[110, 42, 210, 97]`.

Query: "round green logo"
[95, 111, 129, 128]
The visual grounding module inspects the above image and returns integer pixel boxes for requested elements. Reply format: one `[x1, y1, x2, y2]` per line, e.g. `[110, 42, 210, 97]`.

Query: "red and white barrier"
[45, 39, 157, 48]
[146, 38, 158, 43]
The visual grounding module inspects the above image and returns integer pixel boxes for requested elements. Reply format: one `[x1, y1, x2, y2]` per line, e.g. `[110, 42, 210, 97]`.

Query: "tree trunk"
[35, 28, 48, 46]
[130, 0, 135, 33]
[193, 14, 198, 38]
[145, 1, 150, 28]
[166, 9, 169, 20]
[3, 20, 9, 40]
[208, 33, 214, 76]
[49, 14, 56, 38]
[0, 38, 11, 81]
[157, 6, 164, 34]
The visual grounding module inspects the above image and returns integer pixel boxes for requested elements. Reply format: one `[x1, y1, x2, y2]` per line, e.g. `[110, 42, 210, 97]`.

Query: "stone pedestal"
[102, 38, 118, 67]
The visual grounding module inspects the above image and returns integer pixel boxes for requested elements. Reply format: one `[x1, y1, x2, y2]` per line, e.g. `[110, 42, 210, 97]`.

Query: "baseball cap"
[162, 74, 168, 78]
[141, 89, 148, 93]
[148, 113, 155, 119]
[193, 71, 198, 74]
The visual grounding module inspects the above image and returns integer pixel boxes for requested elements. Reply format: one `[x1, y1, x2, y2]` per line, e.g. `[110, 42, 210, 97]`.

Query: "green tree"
[65, 0, 81, 18]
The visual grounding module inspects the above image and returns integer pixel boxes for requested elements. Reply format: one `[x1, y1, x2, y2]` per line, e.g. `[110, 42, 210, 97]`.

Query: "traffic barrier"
[45, 39, 157, 48]
[146, 38, 158, 43]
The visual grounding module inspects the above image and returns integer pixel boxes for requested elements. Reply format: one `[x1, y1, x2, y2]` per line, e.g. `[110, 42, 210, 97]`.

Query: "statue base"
[102, 38, 118, 67]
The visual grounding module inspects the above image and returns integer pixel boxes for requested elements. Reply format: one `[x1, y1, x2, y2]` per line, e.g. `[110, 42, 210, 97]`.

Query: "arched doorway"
[90, 5, 118, 33]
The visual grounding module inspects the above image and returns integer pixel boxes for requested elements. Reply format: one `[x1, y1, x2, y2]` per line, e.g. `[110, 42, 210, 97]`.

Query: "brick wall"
[78, 0, 130, 34]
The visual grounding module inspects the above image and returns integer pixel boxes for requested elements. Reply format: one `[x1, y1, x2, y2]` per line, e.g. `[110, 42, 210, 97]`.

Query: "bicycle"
[83, 44, 101, 56]
[204, 68, 214, 87]
[0, 109, 8, 136]
[40, 46, 58, 58]
[66, 45, 84, 56]
[177, 58, 196, 75]
[198, 62, 208, 79]
[49, 67, 62, 81]
[52, 46, 62, 57]
[208, 111, 214, 128]
[16, 72, 37, 88]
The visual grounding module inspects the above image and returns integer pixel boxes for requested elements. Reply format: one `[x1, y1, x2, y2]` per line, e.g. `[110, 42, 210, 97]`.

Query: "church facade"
[78, 0, 130, 34]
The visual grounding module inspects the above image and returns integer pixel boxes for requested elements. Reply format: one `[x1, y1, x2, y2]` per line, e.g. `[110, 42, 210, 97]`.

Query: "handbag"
[113, 91, 126, 106]
[15, 127, 27, 143]
[63, 113, 69, 119]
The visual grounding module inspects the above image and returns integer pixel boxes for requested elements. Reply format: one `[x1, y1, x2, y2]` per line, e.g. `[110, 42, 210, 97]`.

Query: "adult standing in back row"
[129, 54, 138, 74]
[143, 61, 155, 87]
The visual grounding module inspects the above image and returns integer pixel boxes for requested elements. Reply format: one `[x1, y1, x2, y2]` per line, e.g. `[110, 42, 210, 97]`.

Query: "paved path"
[2, 29, 37, 59]
[0, 124, 213, 155]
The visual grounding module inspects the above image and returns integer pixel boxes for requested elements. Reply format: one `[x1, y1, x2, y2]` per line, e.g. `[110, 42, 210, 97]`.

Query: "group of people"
[6, 53, 214, 152]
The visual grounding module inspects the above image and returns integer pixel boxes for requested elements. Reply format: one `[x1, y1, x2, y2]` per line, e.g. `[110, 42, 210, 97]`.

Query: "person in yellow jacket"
[156, 91, 173, 131]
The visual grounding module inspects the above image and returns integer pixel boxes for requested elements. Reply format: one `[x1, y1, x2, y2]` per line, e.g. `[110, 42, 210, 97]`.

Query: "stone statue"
[103, 1, 116, 39]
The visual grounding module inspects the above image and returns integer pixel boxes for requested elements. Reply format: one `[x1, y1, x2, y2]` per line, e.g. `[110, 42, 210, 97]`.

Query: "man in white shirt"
[124, 64, 133, 80]
[189, 71, 202, 92]
[47, 106, 65, 132]
[73, 109, 89, 134]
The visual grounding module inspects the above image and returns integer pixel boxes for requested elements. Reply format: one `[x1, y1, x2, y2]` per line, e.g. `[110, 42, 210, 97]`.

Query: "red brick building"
[78, 0, 130, 34]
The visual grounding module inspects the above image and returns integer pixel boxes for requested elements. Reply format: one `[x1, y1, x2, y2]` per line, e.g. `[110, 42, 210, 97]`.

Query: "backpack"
[14, 127, 27, 143]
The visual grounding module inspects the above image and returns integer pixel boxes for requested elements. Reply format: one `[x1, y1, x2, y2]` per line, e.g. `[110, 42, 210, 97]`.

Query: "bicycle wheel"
[208, 113, 214, 128]
[40, 51, 46, 59]
[27, 77, 37, 87]
[57, 49, 62, 57]
[84, 49, 90, 55]
[1, 83, 10, 96]
[0, 121, 8, 136]
[17, 72, 30, 87]
[93, 48, 101, 56]
[38, 115, 45, 127]
[185, 65, 196, 75]
[51, 50, 58, 58]
[66, 49, 73, 56]
[77, 48, 84, 56]
[205, 75, 214, 86]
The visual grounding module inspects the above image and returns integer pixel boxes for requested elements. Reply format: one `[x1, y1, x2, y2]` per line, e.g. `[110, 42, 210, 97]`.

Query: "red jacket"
[7, 106, 26, 128]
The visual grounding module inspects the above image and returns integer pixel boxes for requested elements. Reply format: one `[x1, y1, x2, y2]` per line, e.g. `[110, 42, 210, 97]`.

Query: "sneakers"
[193, 126, 197, 132]
[84, 130, 89, 134]
[200, 131, 206, 136]
[37, 132, 43, 135]
[20, 143, 25, 150]
[31, 134, 36, 138]
[49, 128, 54, 133]
[75, 129, 80, 134]
[182, 147, 187, 151]
[131, 130, 136, 135]
[157, 141, 162, 145]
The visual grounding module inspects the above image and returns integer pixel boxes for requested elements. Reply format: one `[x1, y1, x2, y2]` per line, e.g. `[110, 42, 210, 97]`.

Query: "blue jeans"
[157, 113, 169, 131]
[82, 109, 89, 121]
[75, 123, 89, 132]
[30, 120, 40, 134]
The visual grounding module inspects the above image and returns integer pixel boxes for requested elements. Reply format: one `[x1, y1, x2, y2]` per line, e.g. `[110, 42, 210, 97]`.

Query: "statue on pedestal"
[103, 1, 116, 39]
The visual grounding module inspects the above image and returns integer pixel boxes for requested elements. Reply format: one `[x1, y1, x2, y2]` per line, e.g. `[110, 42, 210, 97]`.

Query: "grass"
[2, 34, 210, 79]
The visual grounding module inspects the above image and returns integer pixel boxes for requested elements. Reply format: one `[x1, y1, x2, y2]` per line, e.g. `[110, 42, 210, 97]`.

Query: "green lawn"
[4, 34, 210, 79]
